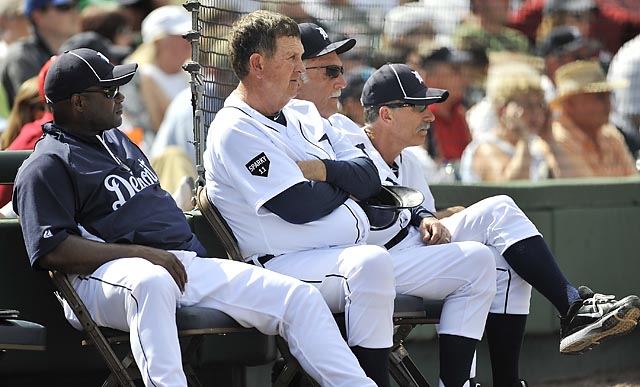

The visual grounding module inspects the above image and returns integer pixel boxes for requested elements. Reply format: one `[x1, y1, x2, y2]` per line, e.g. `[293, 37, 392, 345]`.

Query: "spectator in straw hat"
[547, 60, 636, 178]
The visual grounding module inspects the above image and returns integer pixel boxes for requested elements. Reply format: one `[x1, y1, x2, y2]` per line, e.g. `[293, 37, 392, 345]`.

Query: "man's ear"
[249, 53, 264, 79]
[69, 94, 85, 112]
[379, 105, 393, 124]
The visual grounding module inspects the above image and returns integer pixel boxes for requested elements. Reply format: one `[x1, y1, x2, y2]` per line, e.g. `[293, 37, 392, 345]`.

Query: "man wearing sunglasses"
[0, 0, 79, 107]
[295, 24, 498, 387]
[13, 48, 381, 387]
[308, 60, 640, 387]
[205, 12, 404, 387]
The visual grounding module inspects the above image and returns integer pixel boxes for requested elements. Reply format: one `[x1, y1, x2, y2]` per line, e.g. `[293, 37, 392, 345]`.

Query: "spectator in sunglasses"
[0, 0, 79, 108]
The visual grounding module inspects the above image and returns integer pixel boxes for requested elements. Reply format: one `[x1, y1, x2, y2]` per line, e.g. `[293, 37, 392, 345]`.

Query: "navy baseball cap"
[24, 0, 74, 16]
[299, 23, 356, 60]
[421, 46, 473, 67]
[45, 48, 137, 103]
[537, 26, 600, 57]
[361, 63, 449, 107]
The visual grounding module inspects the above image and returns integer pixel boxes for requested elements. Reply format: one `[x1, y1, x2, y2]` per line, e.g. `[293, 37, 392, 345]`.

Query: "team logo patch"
[246, 152, 270, 177]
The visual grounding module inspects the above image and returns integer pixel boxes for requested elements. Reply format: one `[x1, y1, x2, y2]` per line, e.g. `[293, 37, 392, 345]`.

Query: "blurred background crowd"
[1, 0, 640, 215]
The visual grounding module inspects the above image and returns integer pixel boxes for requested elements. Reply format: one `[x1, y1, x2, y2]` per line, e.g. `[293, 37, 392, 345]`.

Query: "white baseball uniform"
[15, 124, 376, 387]
[332, 113, 537, 315]
[205, 97, 396, 349]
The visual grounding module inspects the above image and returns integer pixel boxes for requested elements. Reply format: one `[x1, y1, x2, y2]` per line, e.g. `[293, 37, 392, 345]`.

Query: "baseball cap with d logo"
[361, 63, 449, 107]
[299, 23, 356, 60]
[44, 48, 138, 103]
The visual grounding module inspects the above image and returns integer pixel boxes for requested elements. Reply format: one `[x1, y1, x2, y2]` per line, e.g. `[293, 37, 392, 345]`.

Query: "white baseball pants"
[390, 235, 496, 340]
[440, 195, 540, 315]
[63, 252, 377, 387]
[263, 244, 396, 349]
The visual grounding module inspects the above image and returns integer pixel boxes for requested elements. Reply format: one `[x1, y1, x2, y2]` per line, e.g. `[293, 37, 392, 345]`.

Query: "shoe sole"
[560, 296, 640, 355]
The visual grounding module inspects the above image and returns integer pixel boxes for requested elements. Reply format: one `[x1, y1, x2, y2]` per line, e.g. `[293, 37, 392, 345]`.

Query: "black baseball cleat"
[559, 286, 640, 354]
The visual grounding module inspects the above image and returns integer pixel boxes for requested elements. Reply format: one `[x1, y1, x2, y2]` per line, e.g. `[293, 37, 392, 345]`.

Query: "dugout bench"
[0, 151, 46, 366]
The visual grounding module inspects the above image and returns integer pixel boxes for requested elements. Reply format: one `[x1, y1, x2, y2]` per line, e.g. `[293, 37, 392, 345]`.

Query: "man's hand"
[418, 217, 452, 245]
[41, 236, 189, 293]
[141, 247, 188, 292]
[297, 160, 326, 181]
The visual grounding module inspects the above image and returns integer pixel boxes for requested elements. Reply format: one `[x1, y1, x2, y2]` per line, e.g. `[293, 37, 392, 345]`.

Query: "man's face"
[33, 1, 80, 41]
[387, 102, 436, 147]
[74, 85, 125, 135]
[502, 92, 548, 135]
[564, 91, 611, 132]
[260, 35, 305, 110]
[297, 52, 346, 118]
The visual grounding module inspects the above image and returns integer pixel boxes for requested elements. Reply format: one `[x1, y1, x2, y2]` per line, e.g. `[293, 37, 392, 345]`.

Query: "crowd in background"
[1, 0, 640, 216]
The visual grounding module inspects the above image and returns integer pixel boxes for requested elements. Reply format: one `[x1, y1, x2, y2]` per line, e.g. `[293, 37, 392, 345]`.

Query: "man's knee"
[347, 245, 395, 293]
[490, 195, 522, 212]
[466, 242, 498, 296]
[132, 265, 181, 300]
[352, 245, 394, 275]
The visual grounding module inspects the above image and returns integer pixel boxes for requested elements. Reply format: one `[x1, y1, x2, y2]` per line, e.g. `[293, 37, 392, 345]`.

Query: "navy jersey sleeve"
[409, 205, 436, 227]
[13, 151, 80, 268]
[264, 181, 349, 224]
[322, 156, 381, 200]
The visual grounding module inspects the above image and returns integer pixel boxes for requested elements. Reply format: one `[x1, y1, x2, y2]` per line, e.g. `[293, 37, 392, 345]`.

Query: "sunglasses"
[79, 86, 120, 99]
[305, 65, 345, 79]
[384, 102, 429, 113]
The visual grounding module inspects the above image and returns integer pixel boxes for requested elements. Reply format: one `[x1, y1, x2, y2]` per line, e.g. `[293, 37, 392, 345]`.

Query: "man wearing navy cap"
[296, 23, 355, 119]
[12, 48, 382, 387]
[356, 62, 640, 387]
[0, 0, 79, 107]
[295, 24, 497, 387]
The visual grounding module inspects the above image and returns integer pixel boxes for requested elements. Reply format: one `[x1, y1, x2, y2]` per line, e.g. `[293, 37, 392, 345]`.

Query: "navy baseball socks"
[559, 286, 640, 354]
[485, 313, 527, 387]
[503, 236, 640, 355]
[439, 334, 477, 387]
[351, 346, 391, 387]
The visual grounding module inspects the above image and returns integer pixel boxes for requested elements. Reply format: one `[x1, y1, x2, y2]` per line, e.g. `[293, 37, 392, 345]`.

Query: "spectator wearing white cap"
[138, 5, 191, 131]
[607, 34, 640, 162]
[120, 4, 191, 153]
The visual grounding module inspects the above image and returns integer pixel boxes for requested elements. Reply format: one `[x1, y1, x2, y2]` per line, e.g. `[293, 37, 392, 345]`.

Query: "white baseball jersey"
[205, 97, 372, 259]
[205, 97, 396, 350]
[330, 113, 538, 315]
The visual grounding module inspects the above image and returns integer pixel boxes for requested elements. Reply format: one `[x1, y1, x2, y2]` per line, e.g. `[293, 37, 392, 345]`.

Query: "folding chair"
[195, 186, 441, 387]
[49, 269, 274, 387]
